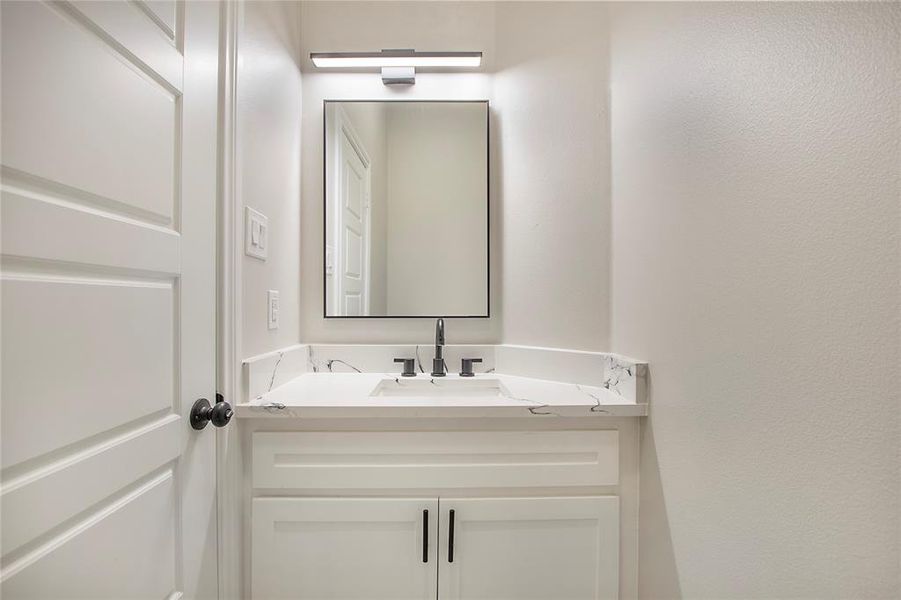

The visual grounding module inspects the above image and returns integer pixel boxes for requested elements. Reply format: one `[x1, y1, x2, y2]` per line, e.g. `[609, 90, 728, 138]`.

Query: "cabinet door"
[437, 497, 619, 600]
[253, 497, 439, 599]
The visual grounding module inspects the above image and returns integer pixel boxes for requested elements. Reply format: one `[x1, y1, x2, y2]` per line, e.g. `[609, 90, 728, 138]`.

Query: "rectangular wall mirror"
[324, 100, 489, 318]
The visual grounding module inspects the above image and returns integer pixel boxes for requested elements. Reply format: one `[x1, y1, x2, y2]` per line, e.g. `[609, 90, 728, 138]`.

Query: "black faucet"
[431, 318, 446, 377]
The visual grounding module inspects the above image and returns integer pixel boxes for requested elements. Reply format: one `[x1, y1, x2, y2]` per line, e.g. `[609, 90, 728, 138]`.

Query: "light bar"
[310, 50, 482, 69]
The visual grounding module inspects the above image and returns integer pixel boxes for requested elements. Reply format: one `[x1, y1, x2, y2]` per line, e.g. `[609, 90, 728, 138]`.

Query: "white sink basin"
[370, 377, 511, 398]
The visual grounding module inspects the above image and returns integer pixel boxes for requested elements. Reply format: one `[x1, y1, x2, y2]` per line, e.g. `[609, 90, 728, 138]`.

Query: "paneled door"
[1, 1, 220, 598]
[437, 497, 620, 600]
[338, 131, 370, 316]
[252, 498, 439, 599]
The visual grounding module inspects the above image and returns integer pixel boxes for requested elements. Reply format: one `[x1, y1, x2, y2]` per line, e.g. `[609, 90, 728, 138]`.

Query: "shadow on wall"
[639, 373, 683, 599]
[256, 1, 301, 60]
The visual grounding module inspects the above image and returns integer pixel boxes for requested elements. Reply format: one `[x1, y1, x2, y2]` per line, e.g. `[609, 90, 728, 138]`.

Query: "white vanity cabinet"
[249, 429, 627, 600]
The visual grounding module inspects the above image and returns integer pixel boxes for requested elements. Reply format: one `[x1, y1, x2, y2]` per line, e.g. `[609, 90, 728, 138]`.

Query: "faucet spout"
[431, 318, 446, 376]
[435, 318, 445, 350]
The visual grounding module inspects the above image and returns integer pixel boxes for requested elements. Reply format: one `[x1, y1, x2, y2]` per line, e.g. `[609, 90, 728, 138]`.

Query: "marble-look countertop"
[236, 372, 648, 419]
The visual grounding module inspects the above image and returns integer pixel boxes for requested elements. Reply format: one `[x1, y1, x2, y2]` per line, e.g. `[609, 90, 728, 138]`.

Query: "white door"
[252, 497, 438, 599]
[437, 497, 620, 600]
[326, 105, 371, 316]
[1, 1, 220, 598]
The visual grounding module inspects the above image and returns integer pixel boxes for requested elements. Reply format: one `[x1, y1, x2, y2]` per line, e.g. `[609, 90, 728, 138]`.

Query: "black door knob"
[190, 397, 233, 430]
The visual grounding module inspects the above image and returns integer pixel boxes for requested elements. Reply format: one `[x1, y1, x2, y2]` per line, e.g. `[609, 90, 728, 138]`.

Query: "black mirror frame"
[322, 99, 490, 319]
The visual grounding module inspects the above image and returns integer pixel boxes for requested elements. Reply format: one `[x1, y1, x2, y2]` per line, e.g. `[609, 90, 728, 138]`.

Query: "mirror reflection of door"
[327, 104, 372, 316]
[324, 101, 489, 318]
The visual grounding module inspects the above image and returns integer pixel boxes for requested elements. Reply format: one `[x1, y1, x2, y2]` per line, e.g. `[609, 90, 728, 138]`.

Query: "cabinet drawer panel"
[252, 431, 618, 490]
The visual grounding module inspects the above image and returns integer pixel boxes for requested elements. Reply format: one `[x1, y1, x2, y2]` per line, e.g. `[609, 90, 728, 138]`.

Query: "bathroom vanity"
[238, 344, 647, 599]
[235, 99, 647, 599]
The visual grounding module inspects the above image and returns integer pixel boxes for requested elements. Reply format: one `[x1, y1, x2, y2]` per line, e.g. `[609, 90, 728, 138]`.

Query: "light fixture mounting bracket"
[381, 66, 415, 85]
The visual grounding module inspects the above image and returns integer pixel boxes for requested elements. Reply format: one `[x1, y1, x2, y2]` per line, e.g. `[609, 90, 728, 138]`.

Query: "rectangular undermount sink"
[370, 377, 512, 398]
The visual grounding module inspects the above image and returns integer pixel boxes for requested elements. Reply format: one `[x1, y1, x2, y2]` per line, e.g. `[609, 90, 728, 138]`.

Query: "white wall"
[609, 2, 901, 597]
[385, 102, 488, 316]
[238, 0, 303, 358]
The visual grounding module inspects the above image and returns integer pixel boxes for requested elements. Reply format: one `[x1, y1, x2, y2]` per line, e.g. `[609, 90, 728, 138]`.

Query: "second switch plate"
[245, 206, 268, 260]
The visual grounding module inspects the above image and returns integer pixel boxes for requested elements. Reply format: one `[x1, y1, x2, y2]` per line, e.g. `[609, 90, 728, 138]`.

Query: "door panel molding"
[58, 0, 184, 93]
[131, 0, 178, 41]
[1, 1, 181, 226]
[1, 414, 180, 555]
[1, 182, 180, 275]
[0, 274, 176, 469]
[1, 471, 178, 597]
[1, 167, 181, 231]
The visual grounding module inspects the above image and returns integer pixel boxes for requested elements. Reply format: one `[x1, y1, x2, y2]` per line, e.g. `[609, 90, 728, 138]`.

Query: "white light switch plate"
[267, 290, 279, 330]
[245, 206, 268, 260]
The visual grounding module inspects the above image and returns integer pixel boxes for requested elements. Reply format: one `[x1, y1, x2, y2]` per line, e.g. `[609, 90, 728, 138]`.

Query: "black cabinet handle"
[422, 510, 429, 563]
[448, 509, 455, 563]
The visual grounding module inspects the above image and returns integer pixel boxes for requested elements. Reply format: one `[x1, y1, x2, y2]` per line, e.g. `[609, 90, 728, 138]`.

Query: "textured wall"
[238, 0, 303, 358]
[609, 2, 900, 597]
[494, 2, 612, 351]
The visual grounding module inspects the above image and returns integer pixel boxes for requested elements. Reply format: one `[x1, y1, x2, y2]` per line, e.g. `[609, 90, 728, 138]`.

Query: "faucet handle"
[459, 358, 483, 377]
[394, 358, 416, 377]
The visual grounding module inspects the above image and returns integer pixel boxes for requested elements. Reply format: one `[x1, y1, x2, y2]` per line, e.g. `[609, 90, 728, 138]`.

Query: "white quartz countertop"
[236, 372, 647, 419]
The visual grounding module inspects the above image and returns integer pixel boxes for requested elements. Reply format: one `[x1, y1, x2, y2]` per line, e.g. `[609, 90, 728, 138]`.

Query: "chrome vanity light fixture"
[310, 49, 482, 85]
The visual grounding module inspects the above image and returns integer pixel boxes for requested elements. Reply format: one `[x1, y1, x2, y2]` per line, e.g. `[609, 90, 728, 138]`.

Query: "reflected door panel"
[339, 130, 369, 316]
